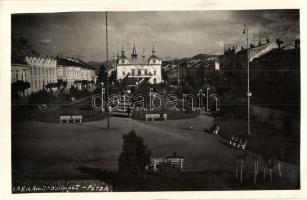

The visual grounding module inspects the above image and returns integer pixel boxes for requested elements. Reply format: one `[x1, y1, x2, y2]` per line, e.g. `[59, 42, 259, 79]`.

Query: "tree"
[118, 130, 151, 179]
[162, 70, 169, 82]
[96, 64, 108, 86]
[109, 70, 117, 84]
[12, 80, 30, 97]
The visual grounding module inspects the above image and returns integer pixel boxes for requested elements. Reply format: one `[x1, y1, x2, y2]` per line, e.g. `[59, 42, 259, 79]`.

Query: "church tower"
[131, 41, 138, 60]
[152, 44, 156, 56]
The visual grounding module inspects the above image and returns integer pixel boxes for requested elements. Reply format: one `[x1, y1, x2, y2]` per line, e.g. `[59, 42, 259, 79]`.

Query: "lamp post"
[243, 24, 252, 135]
[105, 11, 110, 129]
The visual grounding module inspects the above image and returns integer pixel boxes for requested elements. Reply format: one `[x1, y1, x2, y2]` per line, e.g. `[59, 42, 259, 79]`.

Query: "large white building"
[11, 63, 31, 96]
[25, 56, 57, 92]
[12, 56, 96, 95]
[116, 44, 162, 84]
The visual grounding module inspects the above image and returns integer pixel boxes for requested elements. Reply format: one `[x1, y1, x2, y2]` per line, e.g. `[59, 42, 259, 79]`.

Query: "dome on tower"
[148, 44, 161, 64]
[117, 45, 129, 64]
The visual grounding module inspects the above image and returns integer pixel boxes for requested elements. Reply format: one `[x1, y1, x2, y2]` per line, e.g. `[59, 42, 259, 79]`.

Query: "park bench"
[145, 114, 160, 121]
[229, 136, 247, 150]
[60, 116, 72, 123]
[38, 104, 48, 112]
[72, 115, 82, 123]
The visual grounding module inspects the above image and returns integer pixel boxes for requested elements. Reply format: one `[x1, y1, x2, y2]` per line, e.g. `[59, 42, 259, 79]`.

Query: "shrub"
[118, 130, 151, 179]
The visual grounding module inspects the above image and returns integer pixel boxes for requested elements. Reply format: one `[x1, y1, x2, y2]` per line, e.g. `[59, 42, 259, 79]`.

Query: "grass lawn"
[35, 98, 106, 123]
[132, 110, 200, 121]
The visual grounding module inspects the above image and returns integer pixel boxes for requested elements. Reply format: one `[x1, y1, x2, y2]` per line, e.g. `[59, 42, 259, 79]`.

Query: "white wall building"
[12, 56, 96, 97]
[25, 56, 57, 92]
[11, 63, 31, 96]
[116, 44, 162, 84]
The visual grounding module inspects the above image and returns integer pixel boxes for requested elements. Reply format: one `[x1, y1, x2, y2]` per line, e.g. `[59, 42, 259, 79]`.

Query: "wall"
[25, 56, 57, 92]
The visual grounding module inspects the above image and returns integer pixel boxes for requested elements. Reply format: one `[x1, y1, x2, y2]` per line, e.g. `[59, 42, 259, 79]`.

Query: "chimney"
[295, 39, 300, 49]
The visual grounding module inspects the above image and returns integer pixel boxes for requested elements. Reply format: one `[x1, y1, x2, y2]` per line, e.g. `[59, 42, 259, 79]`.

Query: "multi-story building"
[56, 57, 96, 89]
[116, 44, 162, 84]
[11, 63, 30, 83]
[11, 63, 31, 96]
[13, 56, 96, 95]
[25, 56, 57, 92]
[219, 39, 300, 115]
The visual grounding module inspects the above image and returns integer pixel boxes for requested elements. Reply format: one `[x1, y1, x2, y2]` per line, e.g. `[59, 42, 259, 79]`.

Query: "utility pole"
[105, 11, 110, 129]
[176, 59, 180, 88]
[243, 24, 251, 135]
[106, 11, 109, 61]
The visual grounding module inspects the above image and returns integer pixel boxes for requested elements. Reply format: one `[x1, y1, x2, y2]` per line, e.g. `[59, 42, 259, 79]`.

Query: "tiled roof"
[56, 57, 94, 70]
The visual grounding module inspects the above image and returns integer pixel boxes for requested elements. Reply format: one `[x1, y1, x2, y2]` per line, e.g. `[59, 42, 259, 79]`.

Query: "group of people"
[12, 180, 112, 193]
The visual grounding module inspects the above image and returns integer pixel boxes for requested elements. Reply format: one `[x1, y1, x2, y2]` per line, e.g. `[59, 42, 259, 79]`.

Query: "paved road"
[12, 114, 298, 183]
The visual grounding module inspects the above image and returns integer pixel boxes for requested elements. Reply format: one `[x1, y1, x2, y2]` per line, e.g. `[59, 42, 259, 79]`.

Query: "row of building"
[162, 38, 300, 115]
[219, 39, 300, 113]
[11, 56, 96, 96]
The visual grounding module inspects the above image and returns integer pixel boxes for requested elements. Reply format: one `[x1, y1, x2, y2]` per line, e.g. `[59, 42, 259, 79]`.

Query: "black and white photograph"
[1, 0, 305, 198]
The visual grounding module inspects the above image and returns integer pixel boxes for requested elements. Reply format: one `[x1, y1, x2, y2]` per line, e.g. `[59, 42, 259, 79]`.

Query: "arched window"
[138, 69, 141, 76]
[153, 78, 157, 84]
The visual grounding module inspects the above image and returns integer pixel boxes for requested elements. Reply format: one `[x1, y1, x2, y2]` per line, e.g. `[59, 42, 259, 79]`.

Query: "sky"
[12, 10, 300, 62]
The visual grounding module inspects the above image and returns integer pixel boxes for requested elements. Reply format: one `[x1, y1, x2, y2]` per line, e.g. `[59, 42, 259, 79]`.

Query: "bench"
[72, 115, 82, 123]
[38, 104, 48, 112]
[162, 114, 167, 121]
[60, 116, 72, 123]
[145, 114, 161, 121]
[212, 125, 219, 135]
[229, 136, 247, 150]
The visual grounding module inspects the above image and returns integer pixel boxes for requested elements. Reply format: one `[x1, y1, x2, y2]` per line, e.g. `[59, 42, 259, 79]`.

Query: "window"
[153, 59, 156, 63]
[144, 69, 148, 75]
[122, 60, 125, 64]
[131, 69, 135, 76]
[153, 78, 157, 84]
[154, 70, 156, 75]
[122, 71, 125, 76]
[138, 69, 141, 76]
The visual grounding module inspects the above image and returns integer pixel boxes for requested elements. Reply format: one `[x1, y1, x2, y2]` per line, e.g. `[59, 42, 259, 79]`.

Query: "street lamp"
[243, 24, 252, 135]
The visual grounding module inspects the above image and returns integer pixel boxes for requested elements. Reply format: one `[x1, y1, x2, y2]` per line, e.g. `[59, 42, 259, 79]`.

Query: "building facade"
[219, 39, 300, 115]
[11, 63, 31, 96]
[116, 44, 162, 84]
[11, 63, 30, 83]
[56, 57, 96, 89]
[12, 56, 96, 95]
[25, 56, 57, 92]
